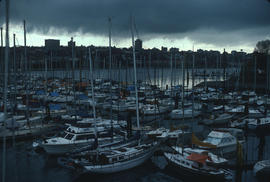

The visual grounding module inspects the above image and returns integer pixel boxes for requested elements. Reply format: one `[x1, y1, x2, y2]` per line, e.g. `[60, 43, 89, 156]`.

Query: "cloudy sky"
[0, 0, 270, 52]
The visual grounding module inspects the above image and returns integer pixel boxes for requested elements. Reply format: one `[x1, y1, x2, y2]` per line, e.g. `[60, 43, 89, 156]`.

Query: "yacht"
[40, 123, 123, 155]
[198, 130, 238, 157]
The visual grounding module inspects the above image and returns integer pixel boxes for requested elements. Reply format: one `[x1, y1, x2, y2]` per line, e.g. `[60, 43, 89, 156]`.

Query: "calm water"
[1, 121, 269, 182]
[31, 68, 239, 88]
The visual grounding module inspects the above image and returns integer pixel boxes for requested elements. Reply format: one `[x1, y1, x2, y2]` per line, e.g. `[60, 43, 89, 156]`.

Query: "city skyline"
[0, 0, 270, 53]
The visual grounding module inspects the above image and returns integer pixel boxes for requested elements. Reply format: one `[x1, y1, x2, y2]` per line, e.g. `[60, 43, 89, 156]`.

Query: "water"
[1, 123, 269, 182]
[30, 67, 239, 89]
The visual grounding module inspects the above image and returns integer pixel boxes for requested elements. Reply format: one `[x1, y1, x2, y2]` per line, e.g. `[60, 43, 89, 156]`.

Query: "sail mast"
[13, 34, 17, 109]
[23, 20, 30, 125]
[181, 55, 185, 122]
[108, 17, 113, 136]
[192, 49, 195, 120]
[131, 17, 140, 129]
[89, 47, 97, 139]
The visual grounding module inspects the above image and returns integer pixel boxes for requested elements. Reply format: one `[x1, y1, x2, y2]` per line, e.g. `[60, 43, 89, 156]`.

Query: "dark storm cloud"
[0, 0, 270, 45]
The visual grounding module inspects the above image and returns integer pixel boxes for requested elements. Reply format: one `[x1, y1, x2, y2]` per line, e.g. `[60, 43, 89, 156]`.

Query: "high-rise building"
[45, 39, 60, 50]
[135, 39, 142, 51]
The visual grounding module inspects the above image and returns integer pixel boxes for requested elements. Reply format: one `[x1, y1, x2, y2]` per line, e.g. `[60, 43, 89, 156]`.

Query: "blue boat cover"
[49, 104, 61, 110]
[50, 92, 59, 97]
[36, 90, 45, 95]
[127, 85, 135, 91]
[78, 94, 88, 100]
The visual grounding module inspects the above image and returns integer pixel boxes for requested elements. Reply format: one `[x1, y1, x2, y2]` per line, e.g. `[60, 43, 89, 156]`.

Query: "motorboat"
[40, 123, 123, 155]
[170, 109, 200, 119]
[253, 160, 270, 177]
[198, 130, 239, 157]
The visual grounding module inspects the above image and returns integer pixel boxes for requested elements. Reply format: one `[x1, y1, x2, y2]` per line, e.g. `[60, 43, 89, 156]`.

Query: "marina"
[1, 1, 270, 182]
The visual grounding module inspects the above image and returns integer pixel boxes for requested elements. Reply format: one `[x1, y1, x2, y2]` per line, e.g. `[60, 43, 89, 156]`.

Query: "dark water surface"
[1, 125, 269, 182]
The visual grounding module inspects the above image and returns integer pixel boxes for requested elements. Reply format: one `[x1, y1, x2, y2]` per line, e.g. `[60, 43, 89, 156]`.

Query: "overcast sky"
[0, 0, 270, 52]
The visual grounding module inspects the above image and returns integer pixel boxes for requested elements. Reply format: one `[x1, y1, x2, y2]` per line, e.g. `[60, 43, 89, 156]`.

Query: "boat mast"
[254, 54, 257, 92]
[89, 47, 98, 141]
[24, 20, 30, 126]
[170, 53, 173, 94]
[45, 54, 48, 116]
[204, 56, 207, 92]
[131, 17, 140, 129]
[148, 51, 152, 85]
[182, 55, 185, 122]
[1, 27, 3, 80]
[108, 17, 113, 137]
[192, 49, 195, 120]
[2, 1, 9, 182]
[216, 53, 219, 91]
[71, 37, 75, 103]
[13, 34, 17, 112]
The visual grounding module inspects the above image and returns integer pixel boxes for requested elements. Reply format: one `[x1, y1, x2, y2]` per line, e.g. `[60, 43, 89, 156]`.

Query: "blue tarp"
[49, 104, 61, 110]
[50, 92, 59, 97]
[127, 85, 135, 91]
[78, 94, 88, 100]
[76, 110, 90, 117]
[36, 90, 45, 95]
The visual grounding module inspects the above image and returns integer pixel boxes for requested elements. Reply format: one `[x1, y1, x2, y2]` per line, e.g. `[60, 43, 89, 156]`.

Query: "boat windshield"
[64, 133, 74, 140]
[204, 137, 221, 145]
[58, 132, 67, 138]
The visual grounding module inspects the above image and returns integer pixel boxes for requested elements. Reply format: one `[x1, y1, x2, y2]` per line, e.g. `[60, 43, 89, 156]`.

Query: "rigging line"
[133, 16, 139, 40]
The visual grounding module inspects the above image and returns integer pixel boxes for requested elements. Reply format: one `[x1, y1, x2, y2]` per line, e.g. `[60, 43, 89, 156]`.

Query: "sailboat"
[40, 45, 125, 155]
[164, 151, 229, 181]
[72, 17, 158, 174]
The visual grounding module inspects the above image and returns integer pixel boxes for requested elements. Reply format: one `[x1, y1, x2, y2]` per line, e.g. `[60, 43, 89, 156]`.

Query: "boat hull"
[164, 153, 225, 181]
[41, 141, 93, 155]
[84, 148, 155, 174]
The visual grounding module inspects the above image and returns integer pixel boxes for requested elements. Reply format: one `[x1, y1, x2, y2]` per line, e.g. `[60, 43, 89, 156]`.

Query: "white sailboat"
[77, 17, 158, 174]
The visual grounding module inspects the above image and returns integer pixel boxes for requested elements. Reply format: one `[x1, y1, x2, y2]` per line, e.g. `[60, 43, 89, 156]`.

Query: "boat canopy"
[187, 153, 208, 164]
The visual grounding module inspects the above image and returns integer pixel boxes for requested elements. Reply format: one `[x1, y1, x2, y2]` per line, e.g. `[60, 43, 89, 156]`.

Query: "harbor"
[1, 0, 270, 182]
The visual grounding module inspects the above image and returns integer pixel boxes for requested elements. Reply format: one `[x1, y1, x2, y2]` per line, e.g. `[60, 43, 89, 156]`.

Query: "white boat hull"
[41, 141, 93, 155]
[84, 148, 155, 173]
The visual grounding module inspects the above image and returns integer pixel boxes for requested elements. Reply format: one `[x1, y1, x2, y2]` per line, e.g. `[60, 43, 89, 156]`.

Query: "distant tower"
[135, 39, 142, 51]
[68, 39, 75, 48]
